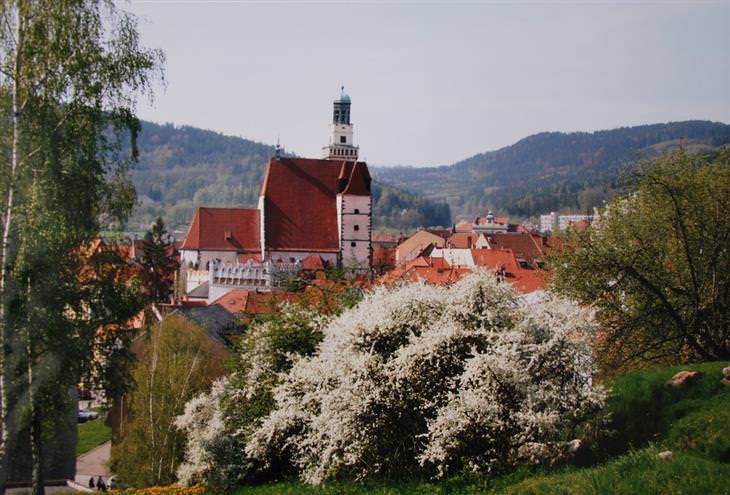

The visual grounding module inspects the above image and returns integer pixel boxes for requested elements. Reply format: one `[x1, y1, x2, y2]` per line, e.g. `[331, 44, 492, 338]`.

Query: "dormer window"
[224, 231, 232, 240]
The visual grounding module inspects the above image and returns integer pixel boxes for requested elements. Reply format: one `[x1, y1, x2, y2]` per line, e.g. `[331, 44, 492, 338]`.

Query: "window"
[350, 241, 357, 247]
[354, 225, 359, 231]
[354, 208, 360, 214]
[340, 136, 346, 144]
[289, 257, 295, 263]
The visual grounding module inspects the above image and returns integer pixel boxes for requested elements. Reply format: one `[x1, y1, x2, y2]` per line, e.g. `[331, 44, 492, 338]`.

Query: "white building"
[180, 91, 373, 297]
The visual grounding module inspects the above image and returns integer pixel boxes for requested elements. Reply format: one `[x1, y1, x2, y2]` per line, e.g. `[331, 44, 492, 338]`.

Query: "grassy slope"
[211, 362, 730, 495]
[77, 412, 112, 456]
[116, 362, 729, 494]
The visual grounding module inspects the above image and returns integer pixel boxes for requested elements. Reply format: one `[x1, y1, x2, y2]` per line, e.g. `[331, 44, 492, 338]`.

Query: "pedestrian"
[96, 475, 103, 491]
[88, 476, 95, 489]
[100, 477, 108, 492]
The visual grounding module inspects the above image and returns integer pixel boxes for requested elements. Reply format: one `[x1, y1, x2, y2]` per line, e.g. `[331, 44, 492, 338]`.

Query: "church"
[180, 90, 372, 297]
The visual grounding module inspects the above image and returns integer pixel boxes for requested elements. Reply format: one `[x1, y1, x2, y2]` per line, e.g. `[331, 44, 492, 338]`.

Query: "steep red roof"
[470, 248, 520, 273]
[181, 207, 260, 252]
[484, 232, 544, 261]
[341, 161, 372, 195]
[261, 157, 370, 252]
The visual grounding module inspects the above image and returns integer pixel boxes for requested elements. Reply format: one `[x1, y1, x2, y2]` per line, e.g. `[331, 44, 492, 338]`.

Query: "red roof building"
[179, 93, 373, 303]
[180, 158, 373, 270]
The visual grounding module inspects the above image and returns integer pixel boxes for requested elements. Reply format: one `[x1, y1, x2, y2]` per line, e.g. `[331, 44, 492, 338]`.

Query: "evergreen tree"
[141, 217, 179, 303]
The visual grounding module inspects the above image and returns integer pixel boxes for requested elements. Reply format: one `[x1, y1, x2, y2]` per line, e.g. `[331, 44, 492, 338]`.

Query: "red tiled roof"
[511, 269, 548, 294]
[470, 248, 520, 273]
[448, 232, 478, 249]
[302, 254, 326, 271]
[484, 232, 544, 261]
[261, 157, 370, 252]
[454, 220, 473, 232]
[211, 289, 299, 315]
[238, 253, 263, 263]
[181, 207, 260, 252]
[211, 289, 250, 314]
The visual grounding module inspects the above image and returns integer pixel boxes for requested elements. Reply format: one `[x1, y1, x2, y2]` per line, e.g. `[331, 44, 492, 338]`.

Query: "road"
[75, 440, 111, 490]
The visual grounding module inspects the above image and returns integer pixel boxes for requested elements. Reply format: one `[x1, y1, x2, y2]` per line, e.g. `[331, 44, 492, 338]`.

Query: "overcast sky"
[128, 0, 730, 167]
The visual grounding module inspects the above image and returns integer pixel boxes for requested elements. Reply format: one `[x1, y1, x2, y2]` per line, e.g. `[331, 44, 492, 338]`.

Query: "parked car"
[77, 408, 98, 423]
[107, 476, 130, 490]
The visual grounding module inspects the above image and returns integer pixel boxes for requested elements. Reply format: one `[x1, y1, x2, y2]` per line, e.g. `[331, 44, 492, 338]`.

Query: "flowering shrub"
[245, 274, 607, 484]
[175, 302, 330, 489]
[174, 379, 228, 486]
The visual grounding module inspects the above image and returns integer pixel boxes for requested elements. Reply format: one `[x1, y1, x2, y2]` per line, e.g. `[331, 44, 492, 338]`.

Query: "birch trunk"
[0, 4, 22, 491]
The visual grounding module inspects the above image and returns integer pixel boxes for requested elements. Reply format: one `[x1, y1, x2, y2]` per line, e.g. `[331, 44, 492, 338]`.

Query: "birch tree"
[0, 2, 162, 493]
[109, 315, 219, 487]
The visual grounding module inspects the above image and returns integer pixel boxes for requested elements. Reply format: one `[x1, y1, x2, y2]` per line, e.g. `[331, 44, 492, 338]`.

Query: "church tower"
[323, 87, 359, 160]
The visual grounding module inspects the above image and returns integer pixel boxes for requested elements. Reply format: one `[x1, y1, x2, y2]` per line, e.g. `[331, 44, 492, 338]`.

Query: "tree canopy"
[550, 148, 730, 368]
[0, 2, 162, 492]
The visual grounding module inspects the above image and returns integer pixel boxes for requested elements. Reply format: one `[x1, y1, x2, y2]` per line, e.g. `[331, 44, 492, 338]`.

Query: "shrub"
[246, 274, 607, 484]
[175, 303, 329, 489]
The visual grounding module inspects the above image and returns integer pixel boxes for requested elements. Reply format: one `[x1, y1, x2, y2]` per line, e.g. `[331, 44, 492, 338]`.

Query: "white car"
[77, 408, 98, 423]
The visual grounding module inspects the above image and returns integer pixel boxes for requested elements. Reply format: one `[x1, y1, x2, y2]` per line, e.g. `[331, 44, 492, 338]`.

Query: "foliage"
[371, 182, 451, 230]
[125, 120, 451, 233]
[374, 121, 730, 219]
[0, 0, 162, 490]
[550, 148, 730, 366]
[77, 412, 112, 456]
[110, 315, 219, 488]
[141, 217, 179, 303]
[244, 275, 605, 485]
[175, 302, 330, 490]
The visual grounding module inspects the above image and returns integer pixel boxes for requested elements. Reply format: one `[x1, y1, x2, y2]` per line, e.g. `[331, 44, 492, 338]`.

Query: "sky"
[127, 0, 730, 167]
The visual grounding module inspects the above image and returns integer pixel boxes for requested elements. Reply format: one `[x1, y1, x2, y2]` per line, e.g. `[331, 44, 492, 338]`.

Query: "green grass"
[170, 362, 730, 494]
[210, 449, 730, 495]
[605, 361, 730, 458]
[77, 410, 112, 456]
[503, 447, 730, 494]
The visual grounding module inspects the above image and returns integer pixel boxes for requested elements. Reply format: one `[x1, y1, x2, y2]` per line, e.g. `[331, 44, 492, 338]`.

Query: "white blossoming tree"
[175, 302, 330, 489]
[244, 274, 607, 485]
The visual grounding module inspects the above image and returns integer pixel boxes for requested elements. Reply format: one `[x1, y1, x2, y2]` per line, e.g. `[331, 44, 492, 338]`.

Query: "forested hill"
[373, 120, 730, 220]
[127, 121, 450, 233]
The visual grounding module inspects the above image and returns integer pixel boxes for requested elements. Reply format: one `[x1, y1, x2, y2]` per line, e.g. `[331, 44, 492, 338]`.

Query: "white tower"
[323, 87, 359, 160]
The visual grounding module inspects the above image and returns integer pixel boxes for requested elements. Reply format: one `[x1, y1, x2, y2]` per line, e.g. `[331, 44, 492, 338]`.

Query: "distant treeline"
[127, 121, 450, 233]
[373, 120, 730, 219]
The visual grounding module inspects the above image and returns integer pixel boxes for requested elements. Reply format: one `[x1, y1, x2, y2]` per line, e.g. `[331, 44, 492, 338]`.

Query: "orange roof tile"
[181, 207, 260, 252]
[261, 157, 370, 252]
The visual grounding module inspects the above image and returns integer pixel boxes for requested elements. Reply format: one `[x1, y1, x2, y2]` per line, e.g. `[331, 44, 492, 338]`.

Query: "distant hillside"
[373, 120, 730, 220]
[127, 121, 450, 233]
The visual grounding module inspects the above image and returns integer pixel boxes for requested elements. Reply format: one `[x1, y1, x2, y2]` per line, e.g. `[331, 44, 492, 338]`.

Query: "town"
[0, 2, 728, 495]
